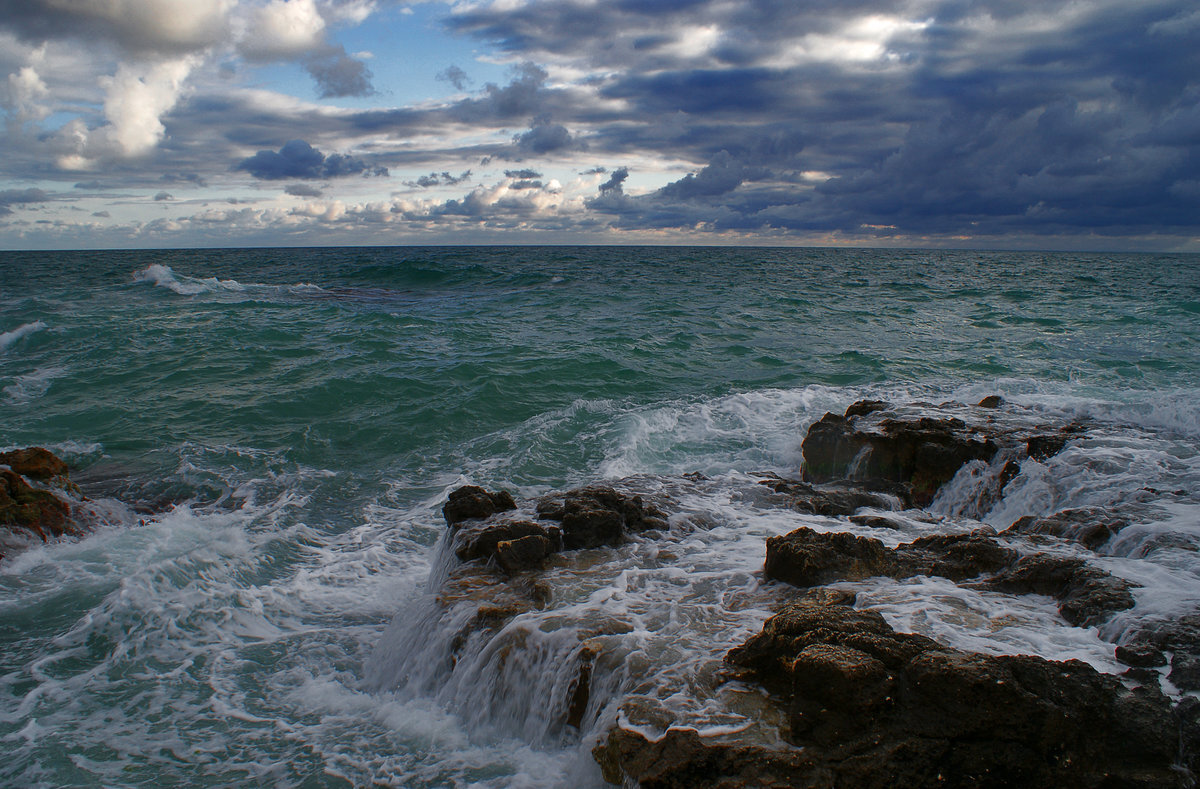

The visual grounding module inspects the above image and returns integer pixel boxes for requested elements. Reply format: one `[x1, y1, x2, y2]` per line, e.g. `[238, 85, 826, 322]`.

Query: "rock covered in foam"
[595, 598, 1184, 788]
[800, 399, 1081, 508]
[764, 527, 1137, 627]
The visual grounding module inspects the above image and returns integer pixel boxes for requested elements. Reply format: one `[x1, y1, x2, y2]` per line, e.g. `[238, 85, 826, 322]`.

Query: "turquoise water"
[2, 247, 1199, 786]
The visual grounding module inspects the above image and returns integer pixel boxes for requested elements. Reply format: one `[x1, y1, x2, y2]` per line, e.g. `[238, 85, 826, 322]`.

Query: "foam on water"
[0, 321, 46, 352]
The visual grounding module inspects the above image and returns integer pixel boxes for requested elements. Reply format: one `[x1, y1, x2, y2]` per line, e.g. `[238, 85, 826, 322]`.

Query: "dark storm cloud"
[161, 172, 208, 188]
[304, 45, 375, 99]
[284, 183, 324, 197]
[235, 140, 388, 180]
[0, 0, 227, 55]
[598, 168, 628, 192]
[437, 65, 471, 91]
[444, 0, 1200, 240]
[405, 170, 473, 188]
[504, 169, 542, 180]
[153, 191, 173, 201]
[0, 187, 49, 215]
[513, 117, 578, 155]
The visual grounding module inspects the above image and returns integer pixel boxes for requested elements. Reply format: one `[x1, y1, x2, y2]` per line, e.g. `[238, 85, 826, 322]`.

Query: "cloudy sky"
[0, 0, 1197, 250]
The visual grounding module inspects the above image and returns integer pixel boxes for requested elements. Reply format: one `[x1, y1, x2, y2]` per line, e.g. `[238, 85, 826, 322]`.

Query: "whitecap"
[0, 321, 46, 352]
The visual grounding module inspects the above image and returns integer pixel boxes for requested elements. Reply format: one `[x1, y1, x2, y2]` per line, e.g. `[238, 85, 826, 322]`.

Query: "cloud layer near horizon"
[0, 0, 1197, 249]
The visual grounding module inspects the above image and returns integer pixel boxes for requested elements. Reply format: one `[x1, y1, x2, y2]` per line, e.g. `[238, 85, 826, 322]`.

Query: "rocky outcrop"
[756, 474, 898, 517]
[1, 447, 84, 555]
[1005, 507, 1128, 550]
[673, 599, 1182, 789]
[597, 599, 1185, 787]
[442, 483, 669, 574]
[442, 485, 517, 526]
[800, 400, 1080, 508]
[535, 484, 669, 549]
[764, 527, 1137, 627]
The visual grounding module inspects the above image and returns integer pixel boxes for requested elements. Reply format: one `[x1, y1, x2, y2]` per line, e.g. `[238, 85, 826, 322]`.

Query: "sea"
[1, 246, 1198, 787]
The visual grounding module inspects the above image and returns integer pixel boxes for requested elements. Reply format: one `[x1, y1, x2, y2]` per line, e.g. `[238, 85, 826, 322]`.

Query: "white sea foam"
[2, 365, 65, 402]
[0, 321, 46, 352]
[132, 264, 327, 299]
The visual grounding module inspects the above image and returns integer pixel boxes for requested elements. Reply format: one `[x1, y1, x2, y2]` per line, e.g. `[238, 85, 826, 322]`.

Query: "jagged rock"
[802, 403, 999, 506]
[494, 534, 556, 574]
[897, 532, 1016, 581]
[800, 401, 1086, 508]
[593, 726, 820, 789]
[765, 528, 895, 587]
[981, 554, 1137, 627]
[757, 475, 898, 517]
[764, 527, 1137, 627]
[0, 447, 69, 480]
[1005, 507, 1127, 550]
[536, 484, 668, 550]
[1026, 423, 1084, 461]
[442, 485, 517, 527]
[1116, 642, 1167, 668]
[0, 468, 72, 541]
[630, 599, 1191, 789]
[452, 519, 560, 564]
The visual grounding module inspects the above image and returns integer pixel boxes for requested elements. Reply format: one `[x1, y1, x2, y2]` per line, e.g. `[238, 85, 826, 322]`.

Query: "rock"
[0, 447, 69, 480]
[896, 532, 1016, 581]
[536, 484, 668, 550]
[494, 534, 556, 574]
[452, 519, 559, 564]
[649, 599, 1192, 789]
[1171, 653, 1200, 692]
[1116, 642, 1167, 668]
[980, 554, 1138, 627]
[801, 403, 999, 507]
[442, 485, 517, 527]
[1005, 507, 1127, 550]
[764, 527, 895, 587]
[0, 467, 74, 543]
[764, 527, 1137, 627]
[977, 395, 1004, 408]
[1025, 422, 1084, 461]
[758, 475, 898, 517]
[593, 726, 820, 789]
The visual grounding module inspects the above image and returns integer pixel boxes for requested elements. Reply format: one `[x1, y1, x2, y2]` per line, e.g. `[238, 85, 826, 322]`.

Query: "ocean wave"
[0, 321, 46, 352]
[132, 264, 325, 298]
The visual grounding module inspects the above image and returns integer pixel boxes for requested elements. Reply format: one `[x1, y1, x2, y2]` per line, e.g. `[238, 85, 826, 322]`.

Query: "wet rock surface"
[801, 399, 1080, 508]
[765, 527, 1137, 627]
[599, 599, 1185, 787]
[1, 447, 86, 556]
[422, 400, 1197, 787]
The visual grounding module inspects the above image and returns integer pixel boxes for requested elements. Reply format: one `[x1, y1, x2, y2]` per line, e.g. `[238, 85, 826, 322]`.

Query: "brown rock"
[0, 447, 69, 480]
[536, 484, 668, 550]
[0, 468, 73, 541]
[442, 485, 517, 527]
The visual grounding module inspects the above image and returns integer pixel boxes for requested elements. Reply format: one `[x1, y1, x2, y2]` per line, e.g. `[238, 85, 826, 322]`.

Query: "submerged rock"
[764, 527, 1137, 627]
[599, 600, 1184, 787]
[756, 475, 898, 517]
[1005, 507, 1128, 550]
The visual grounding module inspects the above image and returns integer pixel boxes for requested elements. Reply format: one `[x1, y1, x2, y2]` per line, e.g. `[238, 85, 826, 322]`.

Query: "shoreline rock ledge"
[424, 397, 1196, 787]
[0, 447, 86, 559]
[597, 595, 1188, 789]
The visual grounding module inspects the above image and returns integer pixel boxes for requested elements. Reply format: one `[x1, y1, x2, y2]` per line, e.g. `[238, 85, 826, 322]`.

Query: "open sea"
[1, 246, 1199, 787]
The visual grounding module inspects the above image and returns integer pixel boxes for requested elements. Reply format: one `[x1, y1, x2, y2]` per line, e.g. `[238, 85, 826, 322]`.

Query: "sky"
[0, 0, 1197, 250]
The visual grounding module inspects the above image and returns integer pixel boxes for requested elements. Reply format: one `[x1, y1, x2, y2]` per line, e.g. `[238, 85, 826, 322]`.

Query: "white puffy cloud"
[238, 0, 327, 60]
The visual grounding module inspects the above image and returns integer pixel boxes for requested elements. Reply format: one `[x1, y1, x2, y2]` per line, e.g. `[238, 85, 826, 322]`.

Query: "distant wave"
[133, 264, 324, 297]
[134, 264, 246, 295]
[0, 321, 46, 352]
